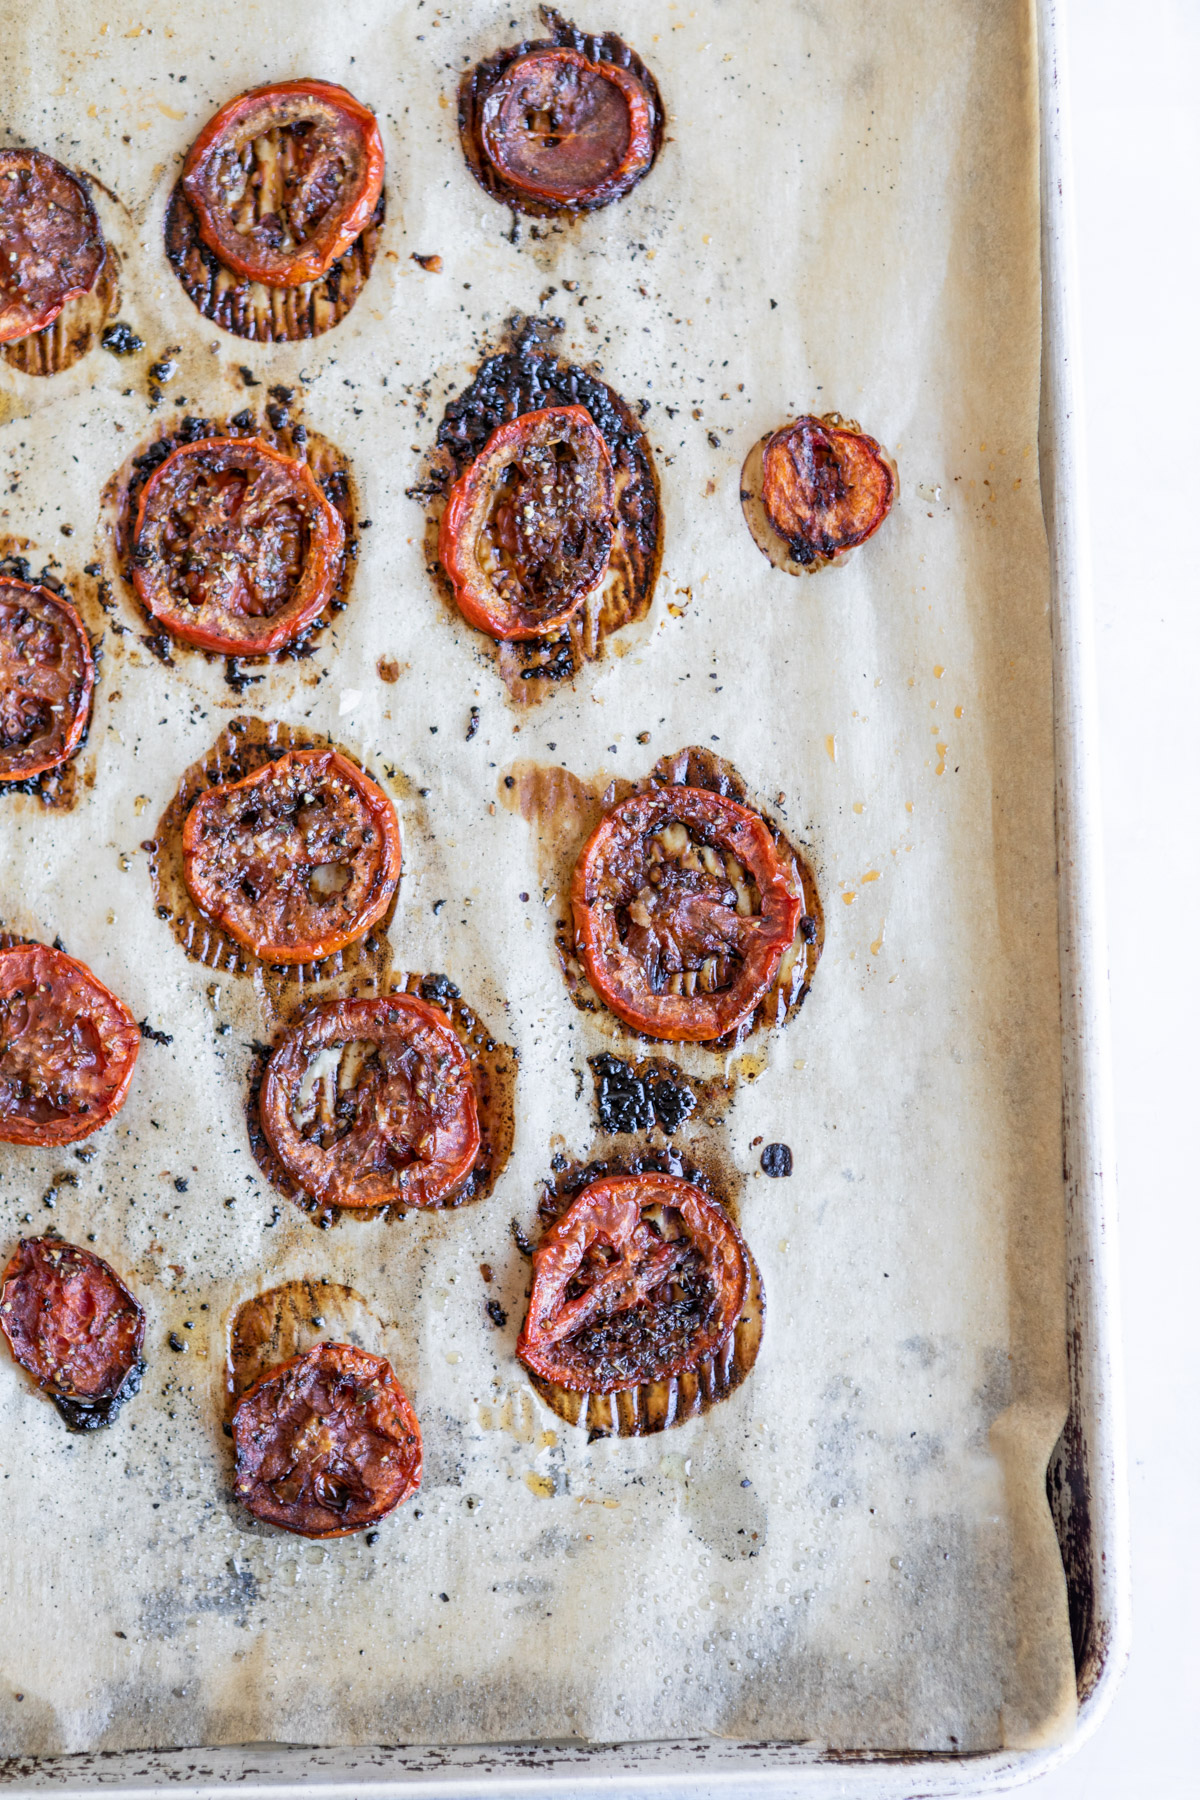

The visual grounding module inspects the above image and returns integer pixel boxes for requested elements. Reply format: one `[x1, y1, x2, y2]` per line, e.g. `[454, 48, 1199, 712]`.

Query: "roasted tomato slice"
[0, 150, 105, 344]
[181, 80, 384, 288]
[517, 1172, 748, 1393]
[0, 944, 140, 1145]
[479, 49, 654, 208]
[0, 1236, 144, 1430]
[0, 580, 94, 781]
[572, 785, 803, 1042]
[438, 405, 615, 641]
[232, 1341, 422, 1537]
[760, 416, 895, 566]
[260, 995, 481, 1210]
[131, 437, 344, 657]
[181, 746, 401, 965]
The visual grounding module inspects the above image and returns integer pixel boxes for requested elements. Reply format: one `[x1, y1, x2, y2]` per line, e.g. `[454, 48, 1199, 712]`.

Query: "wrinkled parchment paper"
[0, 0, 1075, 1758]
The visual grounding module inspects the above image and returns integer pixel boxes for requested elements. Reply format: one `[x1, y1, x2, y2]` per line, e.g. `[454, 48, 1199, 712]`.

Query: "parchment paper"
[0, 0, 1075, 1758]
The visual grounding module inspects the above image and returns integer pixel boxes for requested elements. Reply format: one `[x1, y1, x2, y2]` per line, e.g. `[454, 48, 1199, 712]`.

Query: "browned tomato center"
[0, 150, 105, 344]
[760, 416, 896, 565]
[0, 579, 94, 781]
[0, 944, 140, 1145]
[517, 1173, 748, 1392]
[481, 49, 649, 202]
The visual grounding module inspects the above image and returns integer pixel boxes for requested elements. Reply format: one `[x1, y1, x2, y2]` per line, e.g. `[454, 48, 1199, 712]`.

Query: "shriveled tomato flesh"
[518, 1172, 748, 1392]
[439, 405, 615, 640]
[182, 746, 401, 964]
[572, 786, 803, 1042]
[260, 995, 480, 1209]
[480, 49, 653, 206]
[132, 437, 344, 656]
[232, 1341, 421, 1537]
[761, 417, 895, 565]
[0, 944, 140, 1145]
[1, 1237, 144, 1417]
[0, 150, 105, 344]
[0, 579, 94, 781]
[181, 81, 385, 287]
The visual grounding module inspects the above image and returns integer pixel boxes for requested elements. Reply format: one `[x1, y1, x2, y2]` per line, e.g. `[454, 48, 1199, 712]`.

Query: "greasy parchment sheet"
[0, 0, 1075, 1760]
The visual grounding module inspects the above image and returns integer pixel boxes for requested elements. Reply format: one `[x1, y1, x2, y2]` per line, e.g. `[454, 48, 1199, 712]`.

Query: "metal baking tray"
[0, 0, 1127, 1791]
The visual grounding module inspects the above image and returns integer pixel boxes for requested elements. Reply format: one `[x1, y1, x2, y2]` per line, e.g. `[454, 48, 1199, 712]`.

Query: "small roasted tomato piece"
[232, 1341, 421, 1537]
[131, 437, 344, 657]
[517, 1172, 748, 1393]
[0, 1237, 145, 1430]
[260, 995, 481, 1210]
[572, 786, 803, 1042]
[438, 405, 615, 641]
[181, 80, 384, 288]
[0, 150, 105, 344]
[181, 746, 401, 965]
[752, 415, 896, 569]
[0, 580, 94, 782]
[0, 944, 140, 1145]
[479, 49, 654, 209]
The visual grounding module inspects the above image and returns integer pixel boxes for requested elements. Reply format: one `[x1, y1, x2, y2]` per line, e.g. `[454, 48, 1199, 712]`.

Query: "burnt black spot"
[760, 1142, 793, 1178]
[101, 322, 144, 356]
[139, 1019, 173, 1046]
[419, 972, 461, 1009]
[485, 1299, 508, 1328]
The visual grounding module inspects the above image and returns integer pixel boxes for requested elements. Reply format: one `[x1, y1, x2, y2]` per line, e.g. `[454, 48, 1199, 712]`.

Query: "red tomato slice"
[181, 746, 401, 965]
[760, 416, 895, 565]
[517, 1172, 749, 1392]
[438, 405, 615, 641]
[181, 81, 385, 288]
[0, 944, 140, 1145]
[0, 1236, 144, 1429]
[131, 436, 344, 657]
[0, 150, 105, 344]
[571, 785, 804, 1042]
[479, 48, 655, 208]
[260, 995, 481, 1210]
[0, 579, 94, 781]
[232, 1341, 422, 1537]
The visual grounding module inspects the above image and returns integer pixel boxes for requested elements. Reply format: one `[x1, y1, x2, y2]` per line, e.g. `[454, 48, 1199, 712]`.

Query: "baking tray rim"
[0, 0, 1130, 1791]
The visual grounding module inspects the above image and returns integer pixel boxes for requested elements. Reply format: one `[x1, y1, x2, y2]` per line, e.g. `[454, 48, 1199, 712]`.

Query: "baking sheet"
[0, 0, 1075, 1759]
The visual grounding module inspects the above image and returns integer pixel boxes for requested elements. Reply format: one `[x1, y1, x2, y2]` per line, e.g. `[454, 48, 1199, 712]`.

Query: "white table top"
[1025, 2, 1199, 1797]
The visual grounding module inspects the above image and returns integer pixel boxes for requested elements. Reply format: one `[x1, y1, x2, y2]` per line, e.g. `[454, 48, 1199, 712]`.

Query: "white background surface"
[1025, 2, 1199, 1797]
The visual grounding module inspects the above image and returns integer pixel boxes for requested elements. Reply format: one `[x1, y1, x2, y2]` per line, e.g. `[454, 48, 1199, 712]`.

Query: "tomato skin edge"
[180, 81, 385, 289]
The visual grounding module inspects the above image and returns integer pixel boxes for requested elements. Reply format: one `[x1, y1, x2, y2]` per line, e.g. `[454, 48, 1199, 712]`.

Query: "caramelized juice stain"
[502, 744, 824, 1056]
[418, 316, 661, 707]
[148, 716, 401, 1027]
[243, 973, 517, 1228]
[99, 407, 359, 691]
[224, 1277, 384, 1420]
[519, 1146, 763, 1440]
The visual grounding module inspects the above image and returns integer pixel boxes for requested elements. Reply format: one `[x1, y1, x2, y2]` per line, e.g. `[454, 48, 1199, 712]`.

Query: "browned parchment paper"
[0, 0, 1074, 1757]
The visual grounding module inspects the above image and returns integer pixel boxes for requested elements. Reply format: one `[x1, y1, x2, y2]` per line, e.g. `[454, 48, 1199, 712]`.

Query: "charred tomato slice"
[0, 1236, 144, 1429]
[181, 80, 385, 288]
[572, 785, 803, 1042]
[181, 746, 401, 965]
[517, 1172, 748, 1393]
[479, 48, 654, 209]
[232, 1340, 421, 1537]
[0, 944, 140, 1145]
[131, 436, 344, 657]
[0, 580, 94, 781]
[260, 995, 481, 1210]
[438, 405, 615, 641]
[758, 416, 895, 568]
[0, 150, 105, 344]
